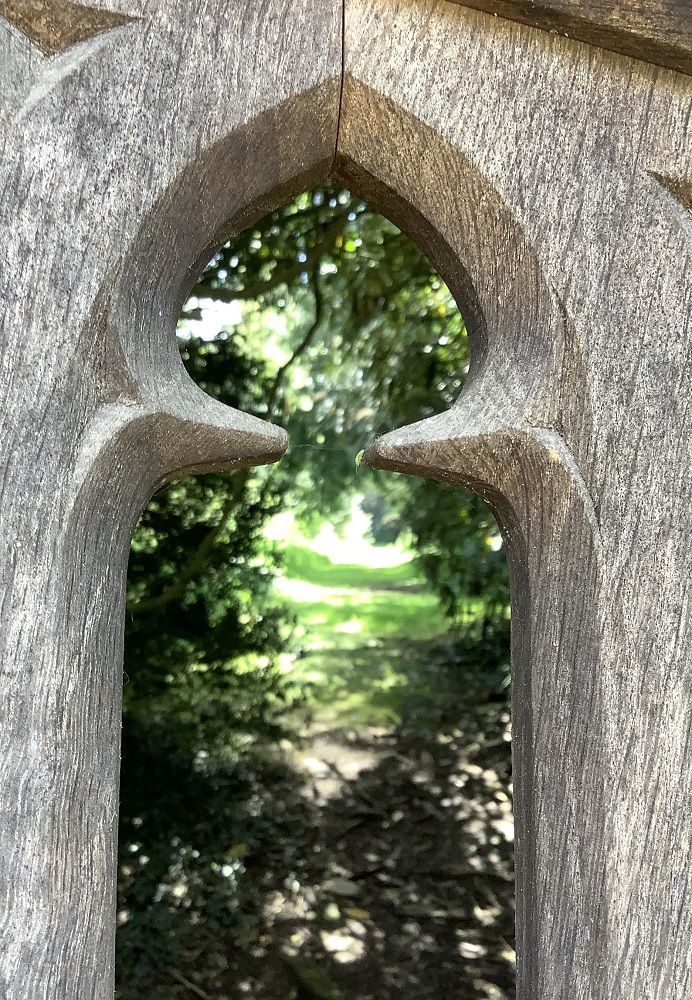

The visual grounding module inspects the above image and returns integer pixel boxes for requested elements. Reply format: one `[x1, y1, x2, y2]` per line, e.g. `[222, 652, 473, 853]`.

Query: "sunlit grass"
[271, 505, 476, 731]
[280, 545, 422, 592]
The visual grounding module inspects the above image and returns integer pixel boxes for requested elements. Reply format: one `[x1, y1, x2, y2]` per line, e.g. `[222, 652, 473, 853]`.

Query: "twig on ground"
[169, 968, 212, 999]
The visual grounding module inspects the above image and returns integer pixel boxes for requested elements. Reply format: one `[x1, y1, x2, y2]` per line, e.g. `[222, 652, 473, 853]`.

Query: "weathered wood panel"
[1, 0, 691, 996]
[0, 3, 341, 997]
[340, 1, 692, 998]
[447, 0, 692, 75]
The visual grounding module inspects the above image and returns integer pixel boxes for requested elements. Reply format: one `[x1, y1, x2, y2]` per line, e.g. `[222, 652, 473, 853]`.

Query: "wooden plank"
[340, 0, 692, 997]
[0, 2, 341, 997]
[447, 0, 692, 75]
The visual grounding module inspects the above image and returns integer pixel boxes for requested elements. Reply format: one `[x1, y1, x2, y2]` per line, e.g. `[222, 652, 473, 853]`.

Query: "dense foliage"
[124, 180, 509, 742]
[117, 182, 511, 997]
[125, 342, 294, 752]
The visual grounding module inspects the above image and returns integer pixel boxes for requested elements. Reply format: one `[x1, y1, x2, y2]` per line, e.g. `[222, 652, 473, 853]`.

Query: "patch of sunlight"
[310, 495, 412, 569]
[319, 928, 366, 963]
[304, 670, 328, 684]
[177, 297, 294, 367]
[267, 496, 415, 571]
[275, 577, 329, 602]
[379, 666, 408, 690]
[306, 613, 329, 627]
[177, 296, 243, 340]
[276, 575, 400, 608]
[335, 618, 363, 635]
[269, 490, 450, 730]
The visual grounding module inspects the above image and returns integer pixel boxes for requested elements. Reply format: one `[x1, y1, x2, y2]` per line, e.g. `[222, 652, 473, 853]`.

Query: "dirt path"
[117, 539, 514, 1000]
[220, 670, 515, 1000]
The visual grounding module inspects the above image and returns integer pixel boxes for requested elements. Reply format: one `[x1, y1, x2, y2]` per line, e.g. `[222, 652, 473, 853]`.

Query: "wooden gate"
[0, 1, 690, 996]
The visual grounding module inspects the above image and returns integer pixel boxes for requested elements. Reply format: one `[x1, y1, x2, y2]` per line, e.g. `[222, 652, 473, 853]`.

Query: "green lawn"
[273, 515, 462, 731]
[282, 543, 425, 592]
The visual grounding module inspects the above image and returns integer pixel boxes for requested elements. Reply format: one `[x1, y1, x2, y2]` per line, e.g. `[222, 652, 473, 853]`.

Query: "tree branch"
[190, 259, 306, 305]
[168, 968, 212, 1000]
[132, 236, 333, 618]
[186, 212, 348, 310]
[265, 267, 324, 416]
[129, 278, 324, 617]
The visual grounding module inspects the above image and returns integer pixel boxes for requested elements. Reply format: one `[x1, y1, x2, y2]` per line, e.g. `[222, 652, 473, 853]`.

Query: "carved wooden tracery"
[0, 1, 690, 998]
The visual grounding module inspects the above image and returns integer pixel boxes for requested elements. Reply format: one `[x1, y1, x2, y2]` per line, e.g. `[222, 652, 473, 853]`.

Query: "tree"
[124, 180, 510, 750]
[118, 180, 511, 998]
[181, 180, 509, 625]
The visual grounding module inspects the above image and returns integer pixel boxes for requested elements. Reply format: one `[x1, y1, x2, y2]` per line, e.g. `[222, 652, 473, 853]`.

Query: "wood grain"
[340, 1, 692, 997]
[446, 0, 692, 76]
[0, 3, 341, 996]
[1, 0, 691, 996]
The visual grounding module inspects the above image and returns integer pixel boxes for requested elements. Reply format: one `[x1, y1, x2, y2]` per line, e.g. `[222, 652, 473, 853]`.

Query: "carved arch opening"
[100, 77, 601, 998]
[93, 69, 610, 989]
[121, 174, 519, 995]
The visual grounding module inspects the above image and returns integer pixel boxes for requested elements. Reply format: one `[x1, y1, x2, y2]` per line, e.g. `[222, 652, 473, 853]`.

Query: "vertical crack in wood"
[335, 24, 620, 988]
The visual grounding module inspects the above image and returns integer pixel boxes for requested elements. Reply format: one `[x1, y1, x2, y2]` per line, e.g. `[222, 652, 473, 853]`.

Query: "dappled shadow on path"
[116, 640, 514, 1000]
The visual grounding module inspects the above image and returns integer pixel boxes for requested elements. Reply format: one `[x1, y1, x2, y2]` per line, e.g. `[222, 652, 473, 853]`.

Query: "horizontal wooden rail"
[448, 0, 692, 75]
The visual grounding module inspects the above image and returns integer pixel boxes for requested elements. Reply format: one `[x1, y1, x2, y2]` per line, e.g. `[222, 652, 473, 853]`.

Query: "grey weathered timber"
[0, 3, 341, 997]
[344, 2, 692, 998]
[0, 0, 691, 997]
[447, 0, 692, 75]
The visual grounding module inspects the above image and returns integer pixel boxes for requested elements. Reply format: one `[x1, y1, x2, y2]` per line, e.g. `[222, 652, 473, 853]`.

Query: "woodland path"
[219, 533, 516, 1000]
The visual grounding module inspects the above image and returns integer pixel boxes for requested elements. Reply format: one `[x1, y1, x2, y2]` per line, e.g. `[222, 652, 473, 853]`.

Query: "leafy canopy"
[125, 180, 509, 748]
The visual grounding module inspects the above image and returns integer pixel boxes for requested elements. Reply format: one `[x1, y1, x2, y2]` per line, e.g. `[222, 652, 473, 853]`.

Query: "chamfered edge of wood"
[0, 0, 139, 56]
[447, 0, 692, 77]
